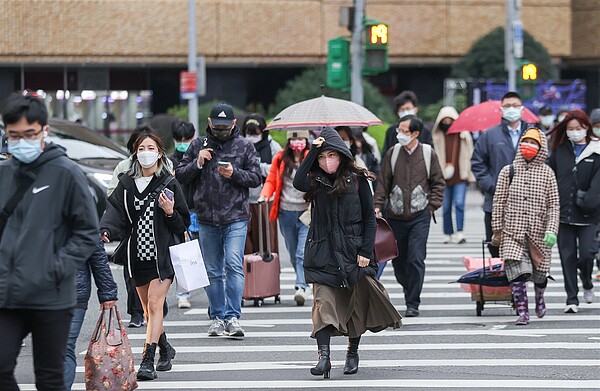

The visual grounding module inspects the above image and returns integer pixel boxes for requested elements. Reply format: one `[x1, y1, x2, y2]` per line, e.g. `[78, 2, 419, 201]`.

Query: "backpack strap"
[508, 164, 515, 185]
[422, 143, 432, 178]
[390, 144, 402, 176]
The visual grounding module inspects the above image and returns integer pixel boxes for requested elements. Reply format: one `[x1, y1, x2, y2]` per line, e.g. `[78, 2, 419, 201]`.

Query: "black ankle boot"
[156, 332, 176, 371]
[137, 343, 158, 381]
[343, 339, 359, 375]
[310, 345, 331, 379]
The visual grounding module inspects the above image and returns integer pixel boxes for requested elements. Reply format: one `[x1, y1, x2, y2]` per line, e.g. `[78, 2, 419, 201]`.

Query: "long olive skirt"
[311, 275, 402, 339]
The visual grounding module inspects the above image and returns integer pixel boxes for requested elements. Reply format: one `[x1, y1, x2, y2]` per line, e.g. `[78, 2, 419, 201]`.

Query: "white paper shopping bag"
[169, 239, 209, 292]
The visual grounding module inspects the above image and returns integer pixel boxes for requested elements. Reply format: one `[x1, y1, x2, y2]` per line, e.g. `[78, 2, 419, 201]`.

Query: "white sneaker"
[450, 232, 466, 244]
[583, 289, 594, 304]
[294, 288, 307, 306]
[564, 304, 579, 313]
[442, 235, 452, 244]
[177, 297, 191, 309]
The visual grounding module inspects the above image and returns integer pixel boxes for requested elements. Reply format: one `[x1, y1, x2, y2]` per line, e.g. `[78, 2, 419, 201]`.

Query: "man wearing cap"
[176, 103, 261, 339]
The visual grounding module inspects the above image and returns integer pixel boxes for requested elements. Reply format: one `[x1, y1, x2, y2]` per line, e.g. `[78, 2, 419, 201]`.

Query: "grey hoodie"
[0, 143, 99, 310]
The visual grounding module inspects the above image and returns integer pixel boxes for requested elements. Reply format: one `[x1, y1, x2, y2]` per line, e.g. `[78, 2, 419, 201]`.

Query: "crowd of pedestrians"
[0, 89, 598, 389]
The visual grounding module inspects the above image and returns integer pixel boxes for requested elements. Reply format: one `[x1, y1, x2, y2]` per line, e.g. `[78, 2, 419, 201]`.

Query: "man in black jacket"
[0, 92, 99, 390]
[382, 90, 433, 155]
[176, 103, 261, 339]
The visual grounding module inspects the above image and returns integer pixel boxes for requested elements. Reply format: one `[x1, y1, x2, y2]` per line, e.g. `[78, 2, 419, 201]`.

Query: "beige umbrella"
[264, 95, 383, 130]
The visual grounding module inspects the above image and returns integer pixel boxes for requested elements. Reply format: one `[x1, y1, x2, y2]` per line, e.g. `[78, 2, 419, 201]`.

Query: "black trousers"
[0, 308, 73, 391]
[484, 211, 500, 258]
[558, 223, 597, 305]
[389, 210, 431, 310]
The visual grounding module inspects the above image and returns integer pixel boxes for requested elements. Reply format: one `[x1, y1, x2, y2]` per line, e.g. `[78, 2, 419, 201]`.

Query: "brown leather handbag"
[374, 217, 399, 263]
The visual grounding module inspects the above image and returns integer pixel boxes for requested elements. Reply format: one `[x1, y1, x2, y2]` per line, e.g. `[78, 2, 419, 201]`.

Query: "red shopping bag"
[84, 306, 138, 390]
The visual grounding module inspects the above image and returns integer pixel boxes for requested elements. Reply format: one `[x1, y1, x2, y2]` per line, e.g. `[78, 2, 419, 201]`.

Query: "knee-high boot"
[310, 345, 331, 379]
[156, 332, 176, 371]
[534, 286, 546, 318]
[137, 343, 158, 381]
[343, 337, 360, 375]
[511, 281, 529, 325]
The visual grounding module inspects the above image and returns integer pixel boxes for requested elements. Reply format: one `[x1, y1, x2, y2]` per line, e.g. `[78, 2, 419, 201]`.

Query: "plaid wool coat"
[491, 132, 560, 274]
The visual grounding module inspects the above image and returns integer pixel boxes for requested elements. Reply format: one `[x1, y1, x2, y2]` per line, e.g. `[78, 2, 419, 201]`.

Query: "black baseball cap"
[209, 103, 235, 127]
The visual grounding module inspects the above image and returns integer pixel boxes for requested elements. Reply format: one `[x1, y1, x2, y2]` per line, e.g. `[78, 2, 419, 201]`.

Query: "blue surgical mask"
[8, 138, 43, 163]
[175, 142, 191, 153]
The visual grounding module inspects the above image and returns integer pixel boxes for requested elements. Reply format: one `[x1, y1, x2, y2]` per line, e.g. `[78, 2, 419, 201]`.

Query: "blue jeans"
[278, 209, 308, 289]
[442, 182, 467, 235]
[198, 220, 248, 320]
[64, 307, 86, 391]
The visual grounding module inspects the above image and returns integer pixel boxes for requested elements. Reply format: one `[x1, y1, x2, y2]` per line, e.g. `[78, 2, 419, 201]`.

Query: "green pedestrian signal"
[363, 20, 389, 76]
[326, 37, 350, 90]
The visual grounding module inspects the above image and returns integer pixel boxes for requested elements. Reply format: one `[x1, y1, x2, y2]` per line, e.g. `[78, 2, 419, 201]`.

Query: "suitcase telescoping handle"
[257, 200, 274, 262]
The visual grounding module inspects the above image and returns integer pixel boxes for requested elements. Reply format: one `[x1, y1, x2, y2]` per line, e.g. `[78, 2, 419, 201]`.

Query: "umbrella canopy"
[447, 100, 539, 134]
[264, 96, 383, 131]
[454, 263, 510, 287]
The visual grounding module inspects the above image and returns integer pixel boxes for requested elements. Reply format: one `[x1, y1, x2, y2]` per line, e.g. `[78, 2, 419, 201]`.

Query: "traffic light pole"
[350, 0, 364, 105]
[505, 0, 521, 92]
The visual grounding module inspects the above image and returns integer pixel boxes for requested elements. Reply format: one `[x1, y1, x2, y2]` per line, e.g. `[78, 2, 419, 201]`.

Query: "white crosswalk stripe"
[27, 190, 598, 390]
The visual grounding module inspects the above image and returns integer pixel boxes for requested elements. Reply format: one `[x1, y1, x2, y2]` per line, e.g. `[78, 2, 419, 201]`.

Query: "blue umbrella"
[454, 263, 510, 287]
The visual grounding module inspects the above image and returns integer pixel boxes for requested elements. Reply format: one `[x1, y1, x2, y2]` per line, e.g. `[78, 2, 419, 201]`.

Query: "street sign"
[513, 20, 523, 59]
[180, 71, 197, 100]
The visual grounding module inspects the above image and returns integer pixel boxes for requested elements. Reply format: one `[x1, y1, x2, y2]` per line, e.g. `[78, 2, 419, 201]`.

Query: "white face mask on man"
[501, 106, 523, 123]
[396, 132, 413, 146]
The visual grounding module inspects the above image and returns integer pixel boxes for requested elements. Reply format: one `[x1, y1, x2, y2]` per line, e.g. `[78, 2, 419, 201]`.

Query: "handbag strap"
[0, 169, 39, 240]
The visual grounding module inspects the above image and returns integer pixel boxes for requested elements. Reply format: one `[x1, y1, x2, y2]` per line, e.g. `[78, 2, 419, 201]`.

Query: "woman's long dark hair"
[304, 151, 375, 202]
[549, 109, 593, 152]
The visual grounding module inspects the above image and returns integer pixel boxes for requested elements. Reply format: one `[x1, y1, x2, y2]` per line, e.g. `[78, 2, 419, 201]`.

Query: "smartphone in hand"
[217, 161, 230, 168]
[163, 188, 174, 201]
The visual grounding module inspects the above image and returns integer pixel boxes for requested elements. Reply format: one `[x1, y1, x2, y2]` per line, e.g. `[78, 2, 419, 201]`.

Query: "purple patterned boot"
[534, 286, 546, 318]
[511, 281, 529, 325]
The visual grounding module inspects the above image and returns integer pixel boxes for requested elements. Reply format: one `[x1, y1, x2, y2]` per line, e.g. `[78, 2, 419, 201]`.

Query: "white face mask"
[343, 140, 351, 149]
[246, 134, 262, 144]
[566, 130, 587, 143]
[396, 132, 413, 146]
[593, 127, 600, 138]
[137, 151, 159, 168]
[501, 107, 522, 123]
[540, 115, 555, 127]
[557, 114, 567, 123]
[398, 109, 416, 119]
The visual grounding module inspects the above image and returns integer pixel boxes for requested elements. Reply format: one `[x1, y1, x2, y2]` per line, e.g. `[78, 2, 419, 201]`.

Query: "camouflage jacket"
[175, 126, 261, 226]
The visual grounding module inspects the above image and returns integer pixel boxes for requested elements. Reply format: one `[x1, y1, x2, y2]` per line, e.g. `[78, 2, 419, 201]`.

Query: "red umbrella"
[447, 100, 539, 134]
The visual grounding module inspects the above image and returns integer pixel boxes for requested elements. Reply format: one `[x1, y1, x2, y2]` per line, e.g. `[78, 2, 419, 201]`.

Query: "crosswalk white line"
[155, 315, 599, 328]
[124, 328, 600, 340]
[112, 342, 599, 355]
[273, 291, 573, 301]
[26, 379, 600, 390]
[185, 302, 600, 315]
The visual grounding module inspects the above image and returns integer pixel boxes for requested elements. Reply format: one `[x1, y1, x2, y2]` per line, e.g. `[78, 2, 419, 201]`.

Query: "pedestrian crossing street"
[37, 207, 600, 390]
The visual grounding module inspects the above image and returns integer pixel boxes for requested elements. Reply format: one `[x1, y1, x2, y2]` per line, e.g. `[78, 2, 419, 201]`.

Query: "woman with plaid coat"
[492, 127, 560, 325]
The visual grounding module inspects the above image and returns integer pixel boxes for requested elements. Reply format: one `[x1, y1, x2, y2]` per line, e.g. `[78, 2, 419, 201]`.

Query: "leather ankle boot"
[511, 281, 529, 325]
[156, 332, 176, 371]
[534, 286, 546, 318]
[137, 343, 158, 381]
[343, 339, 359, 375]
[310, 345, 331, 379]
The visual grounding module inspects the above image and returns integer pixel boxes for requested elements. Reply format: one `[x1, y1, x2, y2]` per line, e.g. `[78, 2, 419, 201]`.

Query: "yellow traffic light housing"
[522, 63, 537, 81]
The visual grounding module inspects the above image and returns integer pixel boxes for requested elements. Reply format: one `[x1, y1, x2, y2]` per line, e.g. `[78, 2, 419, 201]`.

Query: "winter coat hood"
[319, 127, 353, 160]
[432, 106, 459, 134]
[514, 127, 549, 168]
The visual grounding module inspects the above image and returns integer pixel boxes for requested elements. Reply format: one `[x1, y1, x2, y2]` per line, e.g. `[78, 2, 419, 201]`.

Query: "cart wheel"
[253, 299, 263, 307]
[241, 300, 245, 308]
[476, 301, 484, 316]
[274, 295, 281, 304]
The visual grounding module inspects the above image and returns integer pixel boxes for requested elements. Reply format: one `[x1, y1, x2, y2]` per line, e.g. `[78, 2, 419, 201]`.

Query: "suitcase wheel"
[253, 299, 263, 307]
[274, 295, 281, 304]
[476, 300, 483, 316]
[241, 300, 245, 307]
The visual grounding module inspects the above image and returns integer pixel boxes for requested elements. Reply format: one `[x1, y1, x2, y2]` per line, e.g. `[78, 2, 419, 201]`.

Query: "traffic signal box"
[326, 37, 351, 90]
[517, 60, 538, 99]
[362, 20, 389, 76]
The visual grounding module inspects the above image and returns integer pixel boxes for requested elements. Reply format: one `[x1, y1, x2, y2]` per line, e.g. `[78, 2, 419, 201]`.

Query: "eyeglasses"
[501, 104, 522, 109]
[7, 128, 44, 141]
